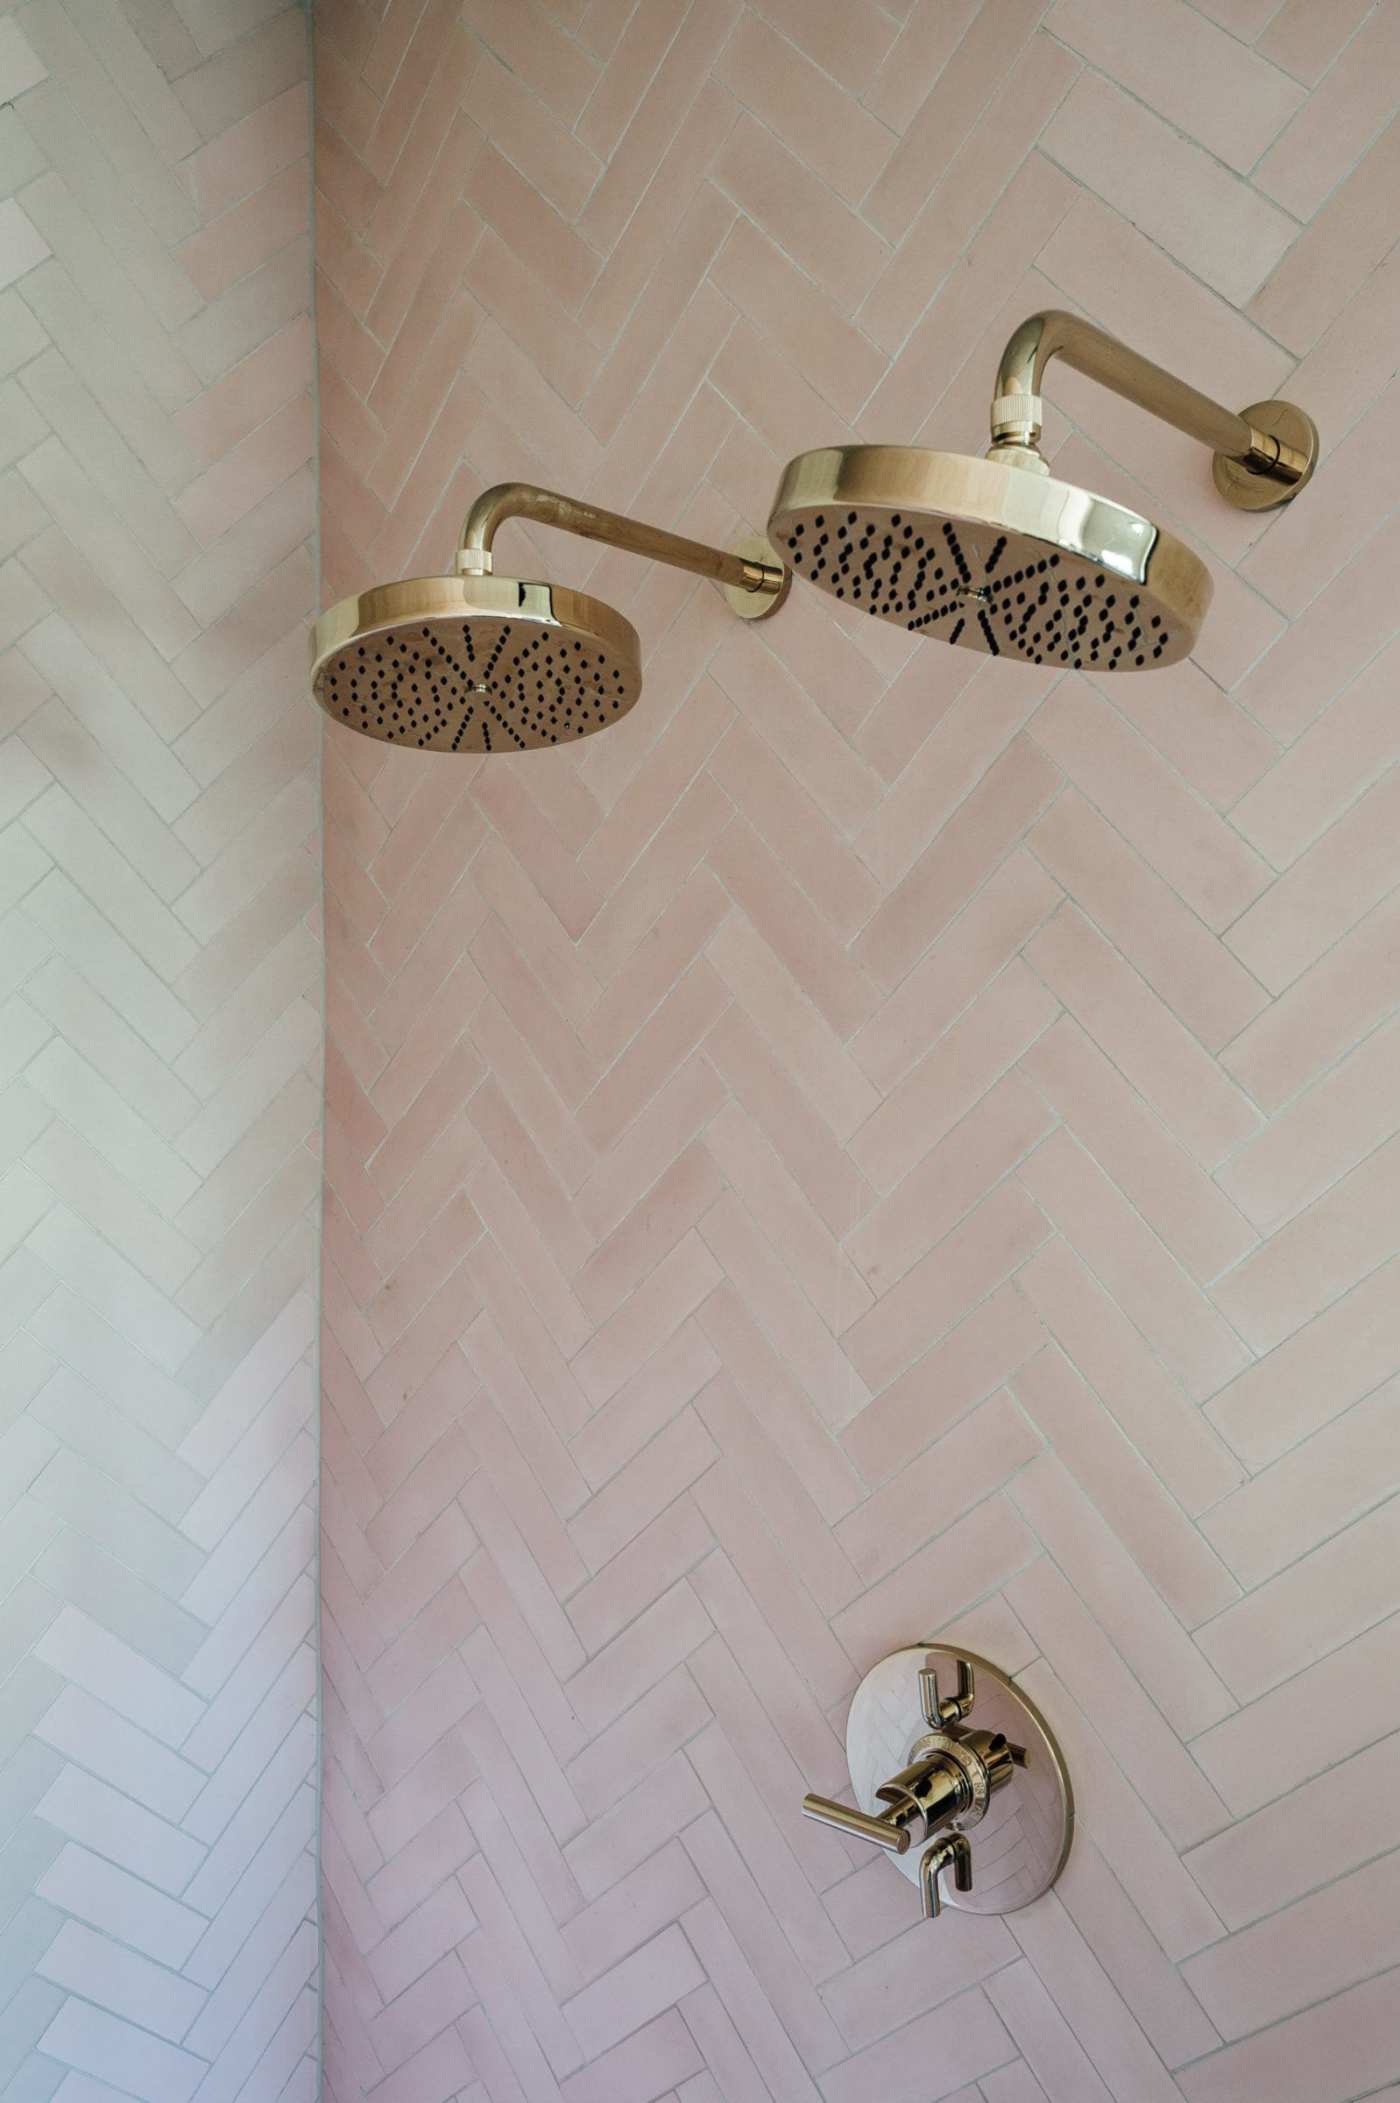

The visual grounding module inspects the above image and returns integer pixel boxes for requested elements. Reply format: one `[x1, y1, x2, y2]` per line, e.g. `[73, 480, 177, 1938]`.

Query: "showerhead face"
[768, 446, 1211, 672]
[310, 573, 642, 752]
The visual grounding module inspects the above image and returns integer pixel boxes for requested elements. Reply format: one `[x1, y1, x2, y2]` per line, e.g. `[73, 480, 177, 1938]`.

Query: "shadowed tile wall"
[314, 4, 1400, 2098]
[0, 0, 320, 2098]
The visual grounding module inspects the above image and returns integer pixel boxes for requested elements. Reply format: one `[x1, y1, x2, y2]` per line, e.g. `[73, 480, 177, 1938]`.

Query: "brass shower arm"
[457, 482, 787, 606]
[989, 310, 1315, 507]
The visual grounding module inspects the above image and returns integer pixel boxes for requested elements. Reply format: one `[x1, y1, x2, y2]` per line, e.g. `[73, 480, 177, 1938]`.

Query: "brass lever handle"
[919, 1832, 973, 1919]
[801, 1793, 912, 1854]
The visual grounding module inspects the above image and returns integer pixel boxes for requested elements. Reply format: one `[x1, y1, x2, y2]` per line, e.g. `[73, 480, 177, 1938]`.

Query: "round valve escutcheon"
[804, 1645, 1073, 1922]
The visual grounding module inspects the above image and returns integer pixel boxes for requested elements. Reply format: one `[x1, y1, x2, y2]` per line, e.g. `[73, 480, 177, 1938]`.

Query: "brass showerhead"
[768, 311, 1318, 673]
[311, 484, 788, 753]
[769, 448, 1208, 671]
[311, 573, 640, 753]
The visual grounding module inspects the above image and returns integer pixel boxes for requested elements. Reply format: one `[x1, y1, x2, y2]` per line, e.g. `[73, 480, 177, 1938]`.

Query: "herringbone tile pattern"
[316, 5, 1400, 2100]
[0, 1, 320, 2098]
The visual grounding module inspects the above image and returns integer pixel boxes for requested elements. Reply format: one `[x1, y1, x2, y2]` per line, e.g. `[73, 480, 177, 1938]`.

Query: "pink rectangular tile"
[1017, 1238, 1242, 1513]
[832, 1495, 1040, 1666]
[1219, 765, 1400, 992]
[1030, 678, 1272, 935]
[1249, 114, 1400, 352]
[837, 1385, 1043, 1594]
[1255, 0, 1400, 217]
[1193, 1613, 1400, 1818]
[1196, 1495, 1400, 1700]
[1186, 1728, 1400, 1933]
[1047, 0, 1302, 171]
[1184, 1848, 1400, 2041]
[1232, 509, 1400, 745]
[1221, 885, 1400, 1116]
[1027, 904, 1261, 1167]
[986, 1959, 1114, 2103]
[854, 736, 1062, 993]
[859, 33, 1081, 358]
[1005, 1560, 1230, 1847]
[823, 1987, 1016, 2103]
[715, 12, 893, 207]
[1181, 1971, 1400, 2103]
[1016, 1661, 1223, 1961]
[841, 1280, 1046, 1488]
[1028, 790, 1268, 1053]
[1241, 378, 1400, 620]
[1258, 0, 1375, 83]
[1193, 1371, 1395, 1581]
[849, 959, 1060, 1194]
[1020, 1125, 1249, 1401]
[1041, 72, 1295, 303]
[851, 851, 1063, 1095]
[1023, 1013, 1258, 1283]
[843, 1178, 1051, 1393]
[710, 113, 889, 311]
[863, 0, 1045, 240]
[1012, 1346, 1240, 1627]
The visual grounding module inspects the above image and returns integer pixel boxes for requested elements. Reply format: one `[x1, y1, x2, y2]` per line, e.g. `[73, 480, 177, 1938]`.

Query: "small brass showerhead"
[311, 484, 788, 753]
[312, 573, 641, 753]
[768, 312, 1318, 674]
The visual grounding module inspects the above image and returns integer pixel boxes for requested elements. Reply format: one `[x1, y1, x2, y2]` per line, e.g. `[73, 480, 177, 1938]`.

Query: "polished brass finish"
[769, 445, 1212, 669]
[311, 574, 641, 753]
[1213, 399, 1320, 512]
[768, 309, 1318, 674]
[990, 312, 1316, 507]
[311, 480, 789, 752]
[457, 483, 788, 616]
[816, 1644, 1074, 1922]
[722, 531, 793, 621]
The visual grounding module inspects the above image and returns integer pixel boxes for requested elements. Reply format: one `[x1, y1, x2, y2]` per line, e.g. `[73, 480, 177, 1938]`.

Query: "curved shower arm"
[990, 311, 1310, 496]
[457, 482, 785, 602]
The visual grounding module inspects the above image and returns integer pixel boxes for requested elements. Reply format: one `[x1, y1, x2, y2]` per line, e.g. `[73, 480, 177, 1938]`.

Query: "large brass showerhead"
[768, 311, 1318, 673]
[311, 484, 788, 753]
[768, 447, 1209, 671]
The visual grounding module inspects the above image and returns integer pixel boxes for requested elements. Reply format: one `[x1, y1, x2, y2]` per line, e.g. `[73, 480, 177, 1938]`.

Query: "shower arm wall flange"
[456, 482, 790, 620]
[987, 311, 1318, 512]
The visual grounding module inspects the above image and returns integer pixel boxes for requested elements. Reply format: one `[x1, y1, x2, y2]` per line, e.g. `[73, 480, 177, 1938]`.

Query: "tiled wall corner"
[314, 4, 1400, 2100]
[0, 0, 321, 2097]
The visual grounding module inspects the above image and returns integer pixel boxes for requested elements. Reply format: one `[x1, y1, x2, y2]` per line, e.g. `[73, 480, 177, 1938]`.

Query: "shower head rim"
[310, 571, 641, 689]
[310, 571, 643, 752]
[768, 444, 1212, 666]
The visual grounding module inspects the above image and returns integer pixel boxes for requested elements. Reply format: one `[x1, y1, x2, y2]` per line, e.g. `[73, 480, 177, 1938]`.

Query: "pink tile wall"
[315, 4, 1400, 2098]
[0, 0, 320, 2097]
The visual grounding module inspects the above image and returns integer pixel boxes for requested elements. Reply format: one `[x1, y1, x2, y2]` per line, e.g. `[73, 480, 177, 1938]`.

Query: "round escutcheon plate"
[845, 1645, 1074, 1915]
[1212, 400, 1319, 512]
